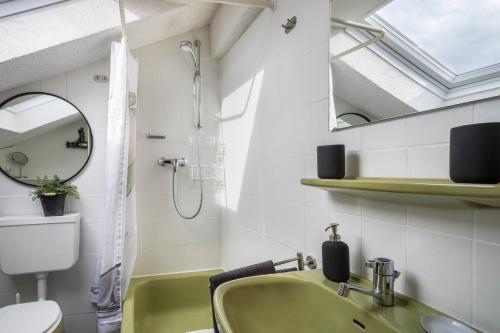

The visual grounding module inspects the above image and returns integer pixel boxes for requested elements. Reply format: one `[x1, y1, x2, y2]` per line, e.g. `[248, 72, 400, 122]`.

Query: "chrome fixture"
[146, 133, 166, 140]
[159, 40, 204, 220]
[158, 157, 187, 172]
[274, 252, 317, 271]
[158, 39, 205, 220]
[93, 74, 109, 83]
[338, 257, 400, 307]
[281, 16, 297, 34]
[180, 40, 202, 130]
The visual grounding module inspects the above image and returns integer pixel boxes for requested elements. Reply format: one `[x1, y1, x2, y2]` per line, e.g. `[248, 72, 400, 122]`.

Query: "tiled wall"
[0, 60, 109, 333]
[218, 1, 500, 332]
[0, 26, 224, 332]
[132, 27, 223, 276]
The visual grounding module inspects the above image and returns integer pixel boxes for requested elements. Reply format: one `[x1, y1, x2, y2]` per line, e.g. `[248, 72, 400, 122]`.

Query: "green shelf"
[301, 177, 500, 208]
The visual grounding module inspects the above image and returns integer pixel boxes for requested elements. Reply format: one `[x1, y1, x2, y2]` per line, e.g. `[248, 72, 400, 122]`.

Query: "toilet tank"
[0, 213, 81, 275]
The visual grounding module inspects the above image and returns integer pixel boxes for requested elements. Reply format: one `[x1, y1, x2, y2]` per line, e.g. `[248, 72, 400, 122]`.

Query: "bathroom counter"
[301, 177, 500, 208]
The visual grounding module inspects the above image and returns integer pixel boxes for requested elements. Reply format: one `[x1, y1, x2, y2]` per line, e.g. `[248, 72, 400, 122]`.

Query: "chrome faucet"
[338, 257, 400, 307]
[158, 157, 187, 172]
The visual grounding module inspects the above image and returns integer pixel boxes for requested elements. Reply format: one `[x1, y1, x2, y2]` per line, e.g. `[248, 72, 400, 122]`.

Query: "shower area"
[132, 27, 225, 276]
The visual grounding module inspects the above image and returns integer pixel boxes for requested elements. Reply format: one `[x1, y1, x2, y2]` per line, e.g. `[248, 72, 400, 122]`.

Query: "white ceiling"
[331, 0, 388, 21]
[0, 0, 218, 92]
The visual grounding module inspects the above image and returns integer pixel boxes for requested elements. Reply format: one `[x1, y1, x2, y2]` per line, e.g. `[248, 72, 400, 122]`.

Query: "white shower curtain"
[91, 39, 138, 333]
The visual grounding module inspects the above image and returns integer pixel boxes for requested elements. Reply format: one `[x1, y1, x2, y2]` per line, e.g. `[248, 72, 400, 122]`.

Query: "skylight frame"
[1, 95, 57, 114]
[364, 14, 500, 91]
[0, 0, 67, 18]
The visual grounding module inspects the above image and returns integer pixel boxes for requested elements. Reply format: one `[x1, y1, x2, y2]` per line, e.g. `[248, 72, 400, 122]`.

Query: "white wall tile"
[329, 126, 361, 152]
[69, 254, 97, 285]
[361, 118, 406, 150]
[303, 98, 330, 157]
[406, 106, 472, 146]
[261, 157, 304, 204]
[407, 205, 473, 238]
[407, 145, 449, 178]
[226, 192, 264, 233]
[69, 194, 104, 223]
[328, 192, 362, 215]
[407, 228, 472, 322]
[297, 45, 330, 107]
[358, 149, 407, 177]
[474, 98, 500, 123]
[80, 223, 100, 254]
[474, 242, 500, 332]
[362, 199, 406, 225]
[141, 243, 221, 275]
[260, 106, 305, 159]
[475, 209, 500, 245]
[262, 199, 305, 250]
[0, 195, 43, 216]
[304, 156, 334, 210]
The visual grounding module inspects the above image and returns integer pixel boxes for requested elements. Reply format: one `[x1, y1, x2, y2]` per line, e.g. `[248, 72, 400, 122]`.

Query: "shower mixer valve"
[158, 157, 187, 172]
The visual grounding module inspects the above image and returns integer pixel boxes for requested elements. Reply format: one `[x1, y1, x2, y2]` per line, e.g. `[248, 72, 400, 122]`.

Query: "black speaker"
[317, 145, 345, 179]
[450, 122, 500, 184]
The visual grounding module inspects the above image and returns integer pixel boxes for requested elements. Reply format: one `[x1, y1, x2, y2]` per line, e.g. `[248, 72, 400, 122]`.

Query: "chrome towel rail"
[274, 252, 317, 271]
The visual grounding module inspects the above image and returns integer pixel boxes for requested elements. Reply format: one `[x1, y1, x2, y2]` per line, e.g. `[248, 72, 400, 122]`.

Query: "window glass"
[376, 0, 500, 74]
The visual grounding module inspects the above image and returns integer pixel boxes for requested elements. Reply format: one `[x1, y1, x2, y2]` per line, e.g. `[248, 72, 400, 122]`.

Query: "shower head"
[180, 40, 193, 52]
[180, 40, 199, 69]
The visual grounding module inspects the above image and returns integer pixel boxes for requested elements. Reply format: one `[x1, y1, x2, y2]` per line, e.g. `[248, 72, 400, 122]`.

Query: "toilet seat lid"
[0, 300, 62, 333]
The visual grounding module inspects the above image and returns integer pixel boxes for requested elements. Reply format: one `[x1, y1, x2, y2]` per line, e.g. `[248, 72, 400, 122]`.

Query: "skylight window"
[0, 0, 66, 18]
[2, 95, 56, 114]
[375, 0, 500, 75]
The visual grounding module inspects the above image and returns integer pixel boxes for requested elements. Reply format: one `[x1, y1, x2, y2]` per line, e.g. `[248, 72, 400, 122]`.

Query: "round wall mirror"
[0, 92, 93, 186]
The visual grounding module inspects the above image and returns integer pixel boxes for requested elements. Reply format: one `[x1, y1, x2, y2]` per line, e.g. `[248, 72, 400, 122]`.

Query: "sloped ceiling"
[0, 0, 217, 92]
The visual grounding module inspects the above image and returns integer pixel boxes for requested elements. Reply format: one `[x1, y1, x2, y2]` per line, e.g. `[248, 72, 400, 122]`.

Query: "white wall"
[218, 1, 500, 332]
[0, 26, 224, 332]
[11, 120, 89, 180]
[0, 60, 109, 333]
[132, 27, 223, 276]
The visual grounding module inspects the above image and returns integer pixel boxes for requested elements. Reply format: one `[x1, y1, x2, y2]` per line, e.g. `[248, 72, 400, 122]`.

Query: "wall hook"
[282, 16, 297, 34]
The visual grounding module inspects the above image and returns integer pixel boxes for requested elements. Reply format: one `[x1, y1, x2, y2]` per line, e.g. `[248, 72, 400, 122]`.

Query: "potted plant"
[30, 175, 79, 216]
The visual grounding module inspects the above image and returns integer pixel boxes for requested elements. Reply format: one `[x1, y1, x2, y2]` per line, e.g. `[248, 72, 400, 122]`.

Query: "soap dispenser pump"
[322, 223, 350, 283]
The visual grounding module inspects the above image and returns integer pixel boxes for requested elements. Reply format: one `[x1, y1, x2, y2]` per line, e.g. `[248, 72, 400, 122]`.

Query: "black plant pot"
[39, 193, 66, 216]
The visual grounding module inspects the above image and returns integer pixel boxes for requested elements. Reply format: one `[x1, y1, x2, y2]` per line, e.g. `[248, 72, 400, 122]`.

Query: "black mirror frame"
[0, 91, 94, 187]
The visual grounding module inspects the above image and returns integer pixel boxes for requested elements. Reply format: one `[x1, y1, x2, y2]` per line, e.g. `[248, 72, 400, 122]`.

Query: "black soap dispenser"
[322, 223, 350, 283]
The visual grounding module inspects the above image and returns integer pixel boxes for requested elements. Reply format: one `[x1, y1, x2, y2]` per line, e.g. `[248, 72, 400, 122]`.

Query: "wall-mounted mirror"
[0, 92, 93, 186]
[329, 0, 500, 130]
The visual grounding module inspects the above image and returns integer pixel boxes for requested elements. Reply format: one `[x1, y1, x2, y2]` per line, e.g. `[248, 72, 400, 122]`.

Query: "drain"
[353, 318, 366, 330]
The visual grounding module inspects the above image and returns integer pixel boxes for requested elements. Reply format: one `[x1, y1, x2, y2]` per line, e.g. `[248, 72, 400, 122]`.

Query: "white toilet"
[0, 213, 81, 333]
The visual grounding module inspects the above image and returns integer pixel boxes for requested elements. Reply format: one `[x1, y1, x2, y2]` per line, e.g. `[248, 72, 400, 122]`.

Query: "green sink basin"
[213, 274, 399, 333]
